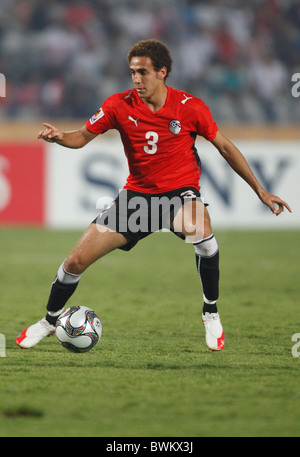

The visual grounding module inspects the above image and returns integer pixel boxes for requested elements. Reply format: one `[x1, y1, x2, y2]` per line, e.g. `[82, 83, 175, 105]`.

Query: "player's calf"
[194, 234, 219, 313]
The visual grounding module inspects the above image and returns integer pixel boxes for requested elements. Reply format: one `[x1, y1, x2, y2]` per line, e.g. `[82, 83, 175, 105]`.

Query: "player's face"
[129, 56, 166, 99]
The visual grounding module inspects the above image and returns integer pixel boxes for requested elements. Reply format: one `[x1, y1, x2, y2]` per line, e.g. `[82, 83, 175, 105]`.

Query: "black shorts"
[92, 187, 202, 251]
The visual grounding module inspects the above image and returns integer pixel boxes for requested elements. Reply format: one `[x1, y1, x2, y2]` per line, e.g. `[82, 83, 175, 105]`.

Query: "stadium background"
[0, 0, 299, 228]
[0, 0, 300, 439]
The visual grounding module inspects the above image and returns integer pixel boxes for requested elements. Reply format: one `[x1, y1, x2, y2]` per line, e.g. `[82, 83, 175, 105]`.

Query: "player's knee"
[182, 221, 203, 238]
[179, 200, 208, 239]
[64, 253, 86, 275]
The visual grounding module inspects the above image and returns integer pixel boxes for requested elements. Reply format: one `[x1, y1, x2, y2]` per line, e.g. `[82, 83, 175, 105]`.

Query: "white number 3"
[144, 131, 159, 154]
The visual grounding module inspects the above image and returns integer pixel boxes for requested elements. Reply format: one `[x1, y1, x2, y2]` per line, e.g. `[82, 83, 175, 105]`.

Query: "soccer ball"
[55, 306, 102, 353]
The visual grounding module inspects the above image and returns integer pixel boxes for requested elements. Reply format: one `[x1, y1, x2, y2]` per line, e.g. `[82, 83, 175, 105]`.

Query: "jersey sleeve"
[85, 96, 117, 134]
[195, 100, 218, 141]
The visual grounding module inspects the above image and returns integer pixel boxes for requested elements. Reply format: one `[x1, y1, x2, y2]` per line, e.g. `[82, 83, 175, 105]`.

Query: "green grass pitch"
[0, 227, 299, 437]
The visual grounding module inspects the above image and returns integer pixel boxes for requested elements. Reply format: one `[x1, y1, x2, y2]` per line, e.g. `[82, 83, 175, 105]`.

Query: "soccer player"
[16, 39, 291, 351]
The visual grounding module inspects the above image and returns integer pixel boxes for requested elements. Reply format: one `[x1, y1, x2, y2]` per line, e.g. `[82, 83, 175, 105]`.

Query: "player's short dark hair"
[127, 39, 173, 80]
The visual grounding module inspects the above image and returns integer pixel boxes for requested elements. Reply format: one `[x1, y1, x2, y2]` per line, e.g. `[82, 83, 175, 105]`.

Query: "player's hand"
[259, 190, 292, 216]
[37, 123, 63, 143]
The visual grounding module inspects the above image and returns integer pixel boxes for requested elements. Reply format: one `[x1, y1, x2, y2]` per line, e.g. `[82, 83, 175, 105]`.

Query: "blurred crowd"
[0, 0, 299, 123]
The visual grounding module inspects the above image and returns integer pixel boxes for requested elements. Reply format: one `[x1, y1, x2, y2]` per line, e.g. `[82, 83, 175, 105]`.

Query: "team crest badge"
[169, 120, 181, 135]
[90, 107, 105, 124]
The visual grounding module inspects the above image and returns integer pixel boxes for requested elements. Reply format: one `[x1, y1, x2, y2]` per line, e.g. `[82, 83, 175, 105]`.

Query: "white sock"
[193, 234, 219, 258]
[57, 262, 81, 284]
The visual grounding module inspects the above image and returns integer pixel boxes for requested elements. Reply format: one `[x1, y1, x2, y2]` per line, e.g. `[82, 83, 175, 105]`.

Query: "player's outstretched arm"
[37, 123, 97, 149]
[211, 130, 292, 216]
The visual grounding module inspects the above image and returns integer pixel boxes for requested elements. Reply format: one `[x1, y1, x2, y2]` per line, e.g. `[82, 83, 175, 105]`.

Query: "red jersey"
[86, 86, 218, 193]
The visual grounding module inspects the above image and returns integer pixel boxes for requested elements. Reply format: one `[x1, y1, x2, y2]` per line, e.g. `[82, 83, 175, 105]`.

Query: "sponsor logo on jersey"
[181, 94, 193, 104]
[128, 116, 139, 127]
[169, 120, 182, 135]
[90, 107, 105, 124]
[124, 91, 133, 100]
